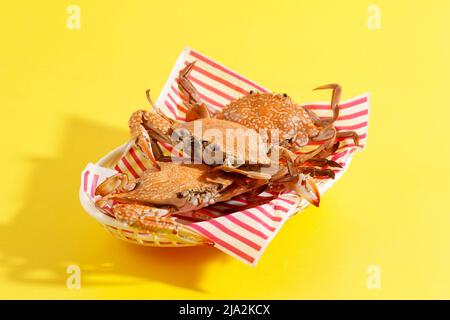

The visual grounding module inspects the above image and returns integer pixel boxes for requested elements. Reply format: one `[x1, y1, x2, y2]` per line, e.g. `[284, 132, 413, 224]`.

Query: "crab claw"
[178, 61, 200, 103]
[178, 61, 211, 121]
[95, 173, 136, 197]
[313, 83, 341, 126]
[135, 125, 161, 170]
[128, 110, 176, 170]
[291, 174, 321, 207]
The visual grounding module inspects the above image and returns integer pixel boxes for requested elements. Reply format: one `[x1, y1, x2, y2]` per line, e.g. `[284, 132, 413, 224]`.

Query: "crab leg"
[150, 139, 172, 162]
[113, 203, 213, 246]
[213, 144, 300, 181]
[336, 131, 360, 146]
[295, 143, 328, 164]
[94, 173, 138, 209]
[312, 132, 359, 161]
[178, 61, 211, 121]
[313, 83, 341, 127]
[129, 110, 178, 168]
[308, 126, 340, 160]
[271, 174, 321, 207]
[129, 111, 160, 169]
[280, 146, 304, 176]
[304, 158, 342, 168]
[95, 173, 136, 197]
[130, 111, 174, 144]
[292, 174, 321, 207]
[311, 126, 336, 142]
[145, 89, 156, 109]
[297, 167, 336, 179]
[266, 151, 322, 206]
[310, 84, 359, 148]
[242, 184, 269, 198]
[213, 178, 269, 203]
[211, 165, 272, 180]
[317, 142, 340, 160]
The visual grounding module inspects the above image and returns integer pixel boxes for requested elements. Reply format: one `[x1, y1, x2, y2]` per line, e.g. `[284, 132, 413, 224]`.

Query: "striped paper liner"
[79, 47, 369, 266]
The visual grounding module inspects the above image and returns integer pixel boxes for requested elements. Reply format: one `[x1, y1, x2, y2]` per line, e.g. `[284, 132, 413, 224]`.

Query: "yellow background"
[1, 0, 449, 299]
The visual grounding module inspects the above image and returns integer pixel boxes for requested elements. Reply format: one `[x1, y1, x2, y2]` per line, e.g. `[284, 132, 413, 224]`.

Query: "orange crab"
[95, 156, 272, 245]
[178, 61, 359, 165]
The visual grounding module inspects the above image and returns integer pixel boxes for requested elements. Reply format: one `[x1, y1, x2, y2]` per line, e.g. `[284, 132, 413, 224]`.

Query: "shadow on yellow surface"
[0, 116, 225, 292]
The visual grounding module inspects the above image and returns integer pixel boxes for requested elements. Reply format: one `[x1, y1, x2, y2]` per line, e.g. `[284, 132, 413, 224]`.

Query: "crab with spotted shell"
[179, 61, 359, 167]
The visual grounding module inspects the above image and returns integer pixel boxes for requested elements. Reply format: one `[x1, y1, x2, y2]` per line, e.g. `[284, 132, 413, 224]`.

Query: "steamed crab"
[178, 61, 359, 168]
[95, 155, 270, 245]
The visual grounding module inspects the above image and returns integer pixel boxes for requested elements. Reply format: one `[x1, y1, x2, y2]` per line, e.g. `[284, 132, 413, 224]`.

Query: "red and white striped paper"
[79, 47, 369, 266]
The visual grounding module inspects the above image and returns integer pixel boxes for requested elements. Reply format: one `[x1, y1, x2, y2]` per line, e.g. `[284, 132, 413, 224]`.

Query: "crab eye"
[283, 93, 288, 97]
[249, 90, 254, 94]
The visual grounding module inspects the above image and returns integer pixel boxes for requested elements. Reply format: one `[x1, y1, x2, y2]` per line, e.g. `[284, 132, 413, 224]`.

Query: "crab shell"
[94, 160, 270, 246]
[97, 161, 235, 213]
[172, 118, 271, 166]
[215, 92, 320, 147]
